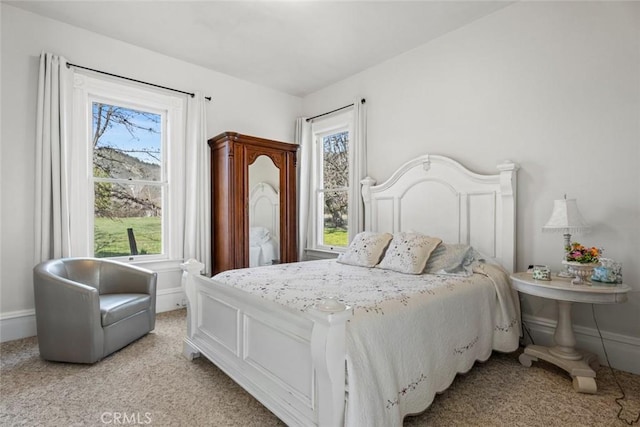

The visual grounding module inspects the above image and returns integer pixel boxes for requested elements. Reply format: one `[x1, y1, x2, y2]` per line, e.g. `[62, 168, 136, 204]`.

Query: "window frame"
[309, 110, 354, 253]
[71, 74, 185, 263]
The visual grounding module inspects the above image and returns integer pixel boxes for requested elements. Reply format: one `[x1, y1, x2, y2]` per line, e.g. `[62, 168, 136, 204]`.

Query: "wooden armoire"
[209, 132, 298, 275]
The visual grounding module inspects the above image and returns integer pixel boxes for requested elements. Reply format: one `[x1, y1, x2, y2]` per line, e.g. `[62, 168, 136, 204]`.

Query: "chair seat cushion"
[100, 293, 151, 327]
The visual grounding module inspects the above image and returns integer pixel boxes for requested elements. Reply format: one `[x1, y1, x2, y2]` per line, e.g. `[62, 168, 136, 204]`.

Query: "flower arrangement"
[565, 242, 602, 264]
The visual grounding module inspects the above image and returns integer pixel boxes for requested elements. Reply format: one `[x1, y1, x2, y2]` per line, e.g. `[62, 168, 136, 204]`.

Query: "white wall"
[0, 4, 301, 340]
[303, 2, 640, 372]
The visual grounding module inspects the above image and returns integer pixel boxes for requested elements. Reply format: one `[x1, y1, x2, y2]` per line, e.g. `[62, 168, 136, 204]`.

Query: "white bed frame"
[181, 154, 518, 426]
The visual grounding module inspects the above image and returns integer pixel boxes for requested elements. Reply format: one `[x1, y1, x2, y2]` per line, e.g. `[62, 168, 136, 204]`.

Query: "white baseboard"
[522, 313, 640, 375]
[0, 309, 37, 343]
[156, 286, 187, 312]
[0, 287, 186, 343]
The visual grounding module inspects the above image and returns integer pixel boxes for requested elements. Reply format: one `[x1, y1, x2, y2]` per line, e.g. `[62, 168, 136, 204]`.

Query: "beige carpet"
[1, 309, 638, 426]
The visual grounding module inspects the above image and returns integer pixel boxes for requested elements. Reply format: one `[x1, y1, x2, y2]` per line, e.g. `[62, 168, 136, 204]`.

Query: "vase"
[562, 261, 600, 285]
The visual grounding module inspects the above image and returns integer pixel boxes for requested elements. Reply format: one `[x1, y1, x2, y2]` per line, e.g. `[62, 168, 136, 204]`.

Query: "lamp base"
[557, 271, 575, 278]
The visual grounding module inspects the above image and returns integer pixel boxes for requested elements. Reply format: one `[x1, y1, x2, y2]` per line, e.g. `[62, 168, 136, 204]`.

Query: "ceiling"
[7, 1, 512, 97]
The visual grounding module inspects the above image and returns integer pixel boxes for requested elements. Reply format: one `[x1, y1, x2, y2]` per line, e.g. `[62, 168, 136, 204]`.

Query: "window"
[317, 130, 349, 249]
[72, 75, 185, 262]
[92, 103, 163, 258]
[310, 111, 354, 252]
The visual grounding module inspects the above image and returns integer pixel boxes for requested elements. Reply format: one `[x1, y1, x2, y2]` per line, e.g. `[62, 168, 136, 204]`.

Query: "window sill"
[304, 248, 340, 261]
[129, 258, 185, 273]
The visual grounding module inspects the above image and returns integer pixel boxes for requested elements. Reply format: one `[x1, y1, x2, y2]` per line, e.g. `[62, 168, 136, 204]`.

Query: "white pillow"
[337, 232, 393, 268]
[423, 243, 478, 276]
[377, 232, 442, 274]
[249, 227, 271, 246]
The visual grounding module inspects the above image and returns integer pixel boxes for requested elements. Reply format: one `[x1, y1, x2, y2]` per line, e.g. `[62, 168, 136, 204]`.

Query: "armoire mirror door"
[248, 155, 280, 267]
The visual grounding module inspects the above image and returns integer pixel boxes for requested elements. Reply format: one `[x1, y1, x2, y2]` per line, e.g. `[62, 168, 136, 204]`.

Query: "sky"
[92, 103, 161, 165]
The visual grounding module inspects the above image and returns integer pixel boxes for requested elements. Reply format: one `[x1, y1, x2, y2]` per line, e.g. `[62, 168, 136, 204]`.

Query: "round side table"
[510, 272, 630, 394]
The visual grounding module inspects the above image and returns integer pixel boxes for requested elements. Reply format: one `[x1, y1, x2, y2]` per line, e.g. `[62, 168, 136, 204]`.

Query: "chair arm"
[99, 261, 157, 296]
[33, 266, 104, 361]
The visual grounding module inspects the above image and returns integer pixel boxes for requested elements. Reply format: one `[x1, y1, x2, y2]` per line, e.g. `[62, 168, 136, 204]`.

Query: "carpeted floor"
[1, 309, 638, 426]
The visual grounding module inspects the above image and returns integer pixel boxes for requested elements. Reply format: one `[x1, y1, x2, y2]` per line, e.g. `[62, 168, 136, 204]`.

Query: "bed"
[249, 182, 280, 267]
[181, 154, 520, 426]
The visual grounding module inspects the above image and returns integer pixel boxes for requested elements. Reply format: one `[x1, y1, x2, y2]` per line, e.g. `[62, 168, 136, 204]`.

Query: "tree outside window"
[319, 131, 349, 248]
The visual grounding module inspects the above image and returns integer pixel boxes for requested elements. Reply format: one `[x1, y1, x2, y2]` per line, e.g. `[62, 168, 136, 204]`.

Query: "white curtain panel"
[295, 118, 313, 261]
[34, 52, 74, 263]
[348, 99, 367, 237]
[183, 93, 211, 274]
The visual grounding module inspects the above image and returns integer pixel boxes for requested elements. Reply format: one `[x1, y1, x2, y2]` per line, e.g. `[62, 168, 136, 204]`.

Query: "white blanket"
[213, 260, 520, 426]
[249, 227, 279, 267]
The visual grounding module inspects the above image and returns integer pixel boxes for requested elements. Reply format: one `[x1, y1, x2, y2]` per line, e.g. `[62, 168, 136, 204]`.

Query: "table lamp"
[542, 196, 590, 277]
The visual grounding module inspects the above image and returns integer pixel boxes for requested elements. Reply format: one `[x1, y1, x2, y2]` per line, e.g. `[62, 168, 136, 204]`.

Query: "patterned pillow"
[424, 243, 476, 276]
[377, 232, 442, 274]
[337, 232, 393, 268]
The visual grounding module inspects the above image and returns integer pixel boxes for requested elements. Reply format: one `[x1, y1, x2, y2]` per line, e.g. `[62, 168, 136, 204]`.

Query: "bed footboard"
[180, 260, 352, 427]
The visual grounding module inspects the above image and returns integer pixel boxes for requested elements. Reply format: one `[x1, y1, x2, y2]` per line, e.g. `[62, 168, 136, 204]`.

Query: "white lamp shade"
[542, 198, 590, 232]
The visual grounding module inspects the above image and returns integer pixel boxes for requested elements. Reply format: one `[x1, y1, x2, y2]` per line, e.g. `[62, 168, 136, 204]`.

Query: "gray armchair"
[33, 257, 157, 364]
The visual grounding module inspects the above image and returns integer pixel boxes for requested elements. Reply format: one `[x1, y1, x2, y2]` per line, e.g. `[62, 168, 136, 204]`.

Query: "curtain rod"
[66, 62, 212, 101]
[306, 98, 366, 122]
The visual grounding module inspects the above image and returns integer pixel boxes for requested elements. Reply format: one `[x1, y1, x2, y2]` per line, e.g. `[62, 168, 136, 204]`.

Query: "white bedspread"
[213, 260, 520, 427]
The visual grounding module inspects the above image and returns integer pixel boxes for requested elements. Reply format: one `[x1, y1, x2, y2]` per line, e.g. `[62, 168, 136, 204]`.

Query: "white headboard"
[361, 155, 518, 272]
[249, 182, 280, 240]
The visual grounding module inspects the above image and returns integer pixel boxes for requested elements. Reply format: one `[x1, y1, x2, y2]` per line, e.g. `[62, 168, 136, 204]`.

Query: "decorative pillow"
[336, 232, 393, 268]
[377, 232, 442, 274]
[424, 243, 478, 276]
[249, 227, 271, 246]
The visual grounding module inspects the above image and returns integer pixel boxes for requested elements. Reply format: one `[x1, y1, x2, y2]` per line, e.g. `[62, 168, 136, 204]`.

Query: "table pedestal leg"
[518, 300, 599, 394]
[549, 301, 582, 360]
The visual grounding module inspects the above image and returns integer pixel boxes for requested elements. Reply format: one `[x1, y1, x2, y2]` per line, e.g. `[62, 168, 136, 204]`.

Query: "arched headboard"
[361, 154, 518, 272]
